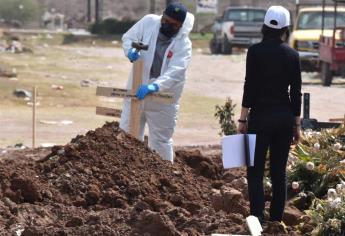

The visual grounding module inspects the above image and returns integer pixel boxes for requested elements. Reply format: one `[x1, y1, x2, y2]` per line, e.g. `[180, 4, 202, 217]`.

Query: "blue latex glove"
[127, 48, 140, 62]
[136, 84, 159, 100]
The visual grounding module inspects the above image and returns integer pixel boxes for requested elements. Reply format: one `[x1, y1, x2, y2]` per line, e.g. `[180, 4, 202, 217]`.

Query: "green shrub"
[307, 184, 345, 235]
[0, 0, 39, 25]
[288, 127, 345, 198]
[89, 18, 136, 35]
[287, 126, 345, 234]
[214, 97, 237, 136]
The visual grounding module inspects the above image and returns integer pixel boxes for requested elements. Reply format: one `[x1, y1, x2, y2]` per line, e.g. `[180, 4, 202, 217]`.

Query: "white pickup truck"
[209, 7, 266, 54]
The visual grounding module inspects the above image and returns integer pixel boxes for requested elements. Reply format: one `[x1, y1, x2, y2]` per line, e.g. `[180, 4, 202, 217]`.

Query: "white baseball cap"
[264, 6, 290, 29]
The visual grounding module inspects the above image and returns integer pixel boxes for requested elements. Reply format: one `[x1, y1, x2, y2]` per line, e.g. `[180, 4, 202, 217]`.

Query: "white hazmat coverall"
[120, 13, 194, 162]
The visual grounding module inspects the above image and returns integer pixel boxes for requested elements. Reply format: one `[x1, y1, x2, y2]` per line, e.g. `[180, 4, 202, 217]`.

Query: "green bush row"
[89, 18, 136, 35]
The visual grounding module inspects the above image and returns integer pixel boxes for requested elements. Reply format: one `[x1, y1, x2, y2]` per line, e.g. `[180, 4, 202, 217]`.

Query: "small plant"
[306, 182, 345, 235]
[214, 97, 237, 136]
[287, 126, 345, 234]
[288, 127, 345, 198]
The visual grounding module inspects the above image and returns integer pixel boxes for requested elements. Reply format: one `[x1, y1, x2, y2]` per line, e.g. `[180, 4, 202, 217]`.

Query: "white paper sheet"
[221, 134, 256, 169]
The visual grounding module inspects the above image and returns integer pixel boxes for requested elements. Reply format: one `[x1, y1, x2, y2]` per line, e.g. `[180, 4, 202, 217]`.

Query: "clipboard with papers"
[221, 134, 256, 169]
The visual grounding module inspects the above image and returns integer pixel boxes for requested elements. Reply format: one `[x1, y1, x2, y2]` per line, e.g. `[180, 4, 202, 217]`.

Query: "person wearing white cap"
[237, 6, 302, 223]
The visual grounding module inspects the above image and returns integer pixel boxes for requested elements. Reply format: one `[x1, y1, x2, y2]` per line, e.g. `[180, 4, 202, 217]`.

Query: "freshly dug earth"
[0, 122, 298, 235]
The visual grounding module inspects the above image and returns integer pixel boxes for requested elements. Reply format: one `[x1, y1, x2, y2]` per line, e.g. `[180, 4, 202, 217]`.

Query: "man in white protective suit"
[120, 2, 194, 162]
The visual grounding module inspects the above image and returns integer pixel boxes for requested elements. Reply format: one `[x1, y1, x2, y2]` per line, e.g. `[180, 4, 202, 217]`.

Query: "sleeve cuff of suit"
[152, 83, 159, 92]
[153, 79, 166, 92]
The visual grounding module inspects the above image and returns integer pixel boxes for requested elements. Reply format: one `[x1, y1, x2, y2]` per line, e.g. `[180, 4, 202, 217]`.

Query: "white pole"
[32, 86, 36, 148]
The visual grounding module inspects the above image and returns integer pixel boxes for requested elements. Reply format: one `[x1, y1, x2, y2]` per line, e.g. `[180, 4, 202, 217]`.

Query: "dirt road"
[0, 46, 344, 147]
[179, 51, 345, 145]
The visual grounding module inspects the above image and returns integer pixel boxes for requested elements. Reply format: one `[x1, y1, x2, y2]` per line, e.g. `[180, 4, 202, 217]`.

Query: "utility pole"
[95, 0, 99, 23]
[87, 0, 91, 22]
[150, 0, 156, 13]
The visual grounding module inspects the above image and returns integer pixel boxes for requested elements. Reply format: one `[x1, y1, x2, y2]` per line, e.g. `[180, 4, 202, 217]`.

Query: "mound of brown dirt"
[0, 122, 296, 235]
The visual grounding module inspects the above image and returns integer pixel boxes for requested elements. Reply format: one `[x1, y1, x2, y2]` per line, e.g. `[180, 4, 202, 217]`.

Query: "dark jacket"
[242, 38, 302, 116]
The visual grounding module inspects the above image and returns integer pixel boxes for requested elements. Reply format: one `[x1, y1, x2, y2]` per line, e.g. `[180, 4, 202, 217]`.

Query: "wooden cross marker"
[96, 47, 174, 139]
[96, 106, 122, 117]
[129, 60, 144, 137]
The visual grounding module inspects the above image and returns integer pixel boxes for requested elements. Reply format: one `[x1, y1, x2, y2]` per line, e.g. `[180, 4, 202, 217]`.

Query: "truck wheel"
[321, 62, 333, 86]
[222, 36, 233, 55]
[209, 36, 221, 54]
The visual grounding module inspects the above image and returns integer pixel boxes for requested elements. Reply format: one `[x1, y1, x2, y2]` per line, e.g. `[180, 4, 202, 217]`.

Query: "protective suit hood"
[121, 13, 194, 162]
[176, 12, 194, 38]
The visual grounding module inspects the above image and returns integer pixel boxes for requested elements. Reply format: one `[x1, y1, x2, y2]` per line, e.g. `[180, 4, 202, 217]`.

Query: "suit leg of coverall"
[145, 104, 177, 162]
[269, 121, 293, 221]
[119, 98, 146, 141]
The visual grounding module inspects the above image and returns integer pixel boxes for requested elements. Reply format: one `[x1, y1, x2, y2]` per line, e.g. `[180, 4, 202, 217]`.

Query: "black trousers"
[247, 109, 294, 222]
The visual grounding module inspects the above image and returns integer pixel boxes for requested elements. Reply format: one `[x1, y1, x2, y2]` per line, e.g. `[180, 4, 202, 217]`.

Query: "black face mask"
[160, 23, 179, 38]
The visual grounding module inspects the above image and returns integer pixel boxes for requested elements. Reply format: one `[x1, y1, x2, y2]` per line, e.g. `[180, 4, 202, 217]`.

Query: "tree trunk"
[87, 0, 91, 22]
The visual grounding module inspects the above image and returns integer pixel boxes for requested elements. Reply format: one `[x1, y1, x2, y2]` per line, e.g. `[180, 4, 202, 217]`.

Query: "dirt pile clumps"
[0, 122, 293, 235]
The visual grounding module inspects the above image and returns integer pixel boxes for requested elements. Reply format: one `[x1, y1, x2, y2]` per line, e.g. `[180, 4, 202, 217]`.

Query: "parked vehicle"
[209, 7, 266, 54]
[289, 4, 345, 72]
[318, 0, 345, 86]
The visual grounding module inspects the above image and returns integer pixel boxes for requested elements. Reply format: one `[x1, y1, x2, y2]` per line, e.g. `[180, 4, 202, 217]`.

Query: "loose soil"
[0, 122, 300, 235]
